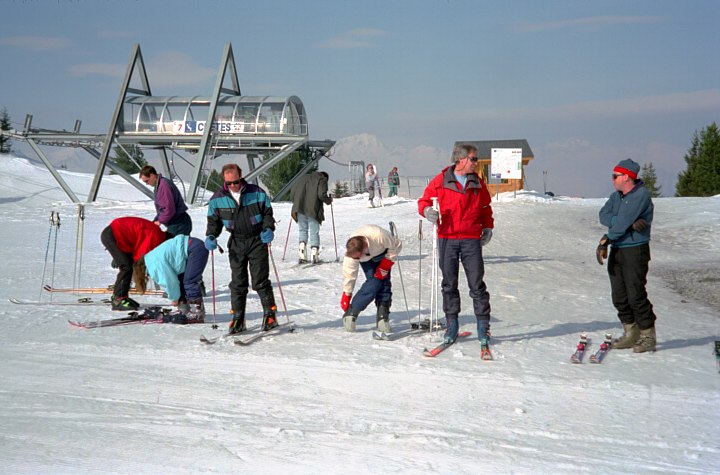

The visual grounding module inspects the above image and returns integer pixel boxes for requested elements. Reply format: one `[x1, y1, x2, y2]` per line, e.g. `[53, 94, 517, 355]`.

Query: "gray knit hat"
[614, 158, 640, 179]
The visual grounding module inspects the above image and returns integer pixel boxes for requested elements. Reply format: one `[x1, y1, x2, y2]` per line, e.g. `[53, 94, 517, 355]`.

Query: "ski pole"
[430, 197, 440, 336]
[389, 222, 410, 326]
[267, 245, 290, 323]
[39, 211, 55, 301]
[72, 204, 85, 293]
[210, 249, 218, 329]
[330, 199, 339, 262]
[417, 219, 423, 326]
[50, 212, 61, 296]
[281, 218, 292, 261]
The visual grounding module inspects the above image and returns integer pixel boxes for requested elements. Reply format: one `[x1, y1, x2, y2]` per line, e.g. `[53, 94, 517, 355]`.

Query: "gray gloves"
[423, 206, 439, 223]
[480, 228, 493, 246]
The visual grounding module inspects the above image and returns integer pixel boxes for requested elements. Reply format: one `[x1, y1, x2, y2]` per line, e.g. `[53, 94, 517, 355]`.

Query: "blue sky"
[1, 0, 718, 197]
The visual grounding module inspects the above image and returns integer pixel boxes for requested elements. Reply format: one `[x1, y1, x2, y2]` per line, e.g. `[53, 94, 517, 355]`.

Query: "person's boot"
[187, 298, 205, 324]
[633, 327, 656, 353]
[177, 299, 190, 315]
[260, 292, 279, 331]
[228, 302, 247, 335]
[477, 319, 492, 360]
[343, 306, 360, 332]
[613, 323, 639, 349]
[443, 316, 459, 344]
[298, 241, 307, 264]
[111, 296, 140, 311]
[311, 246, 320, 264]
[262, 305, 279, 331]
[376, 303, 392, 333]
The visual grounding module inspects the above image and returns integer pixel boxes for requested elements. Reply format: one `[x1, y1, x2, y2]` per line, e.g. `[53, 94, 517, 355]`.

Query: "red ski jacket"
[417, 165, 494, 239]
[109, 217, 167, 261]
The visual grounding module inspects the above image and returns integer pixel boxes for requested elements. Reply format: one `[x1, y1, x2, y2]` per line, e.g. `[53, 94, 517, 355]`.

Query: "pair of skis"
[68, 306, 179, 329]
[200, 321, 295, 346]
[371, 319, 442, 342]
[44, 285, 166, 296]
[9, 297, 112, 306]
[374, 325, 491, 359]
[571, 333, 612, 364]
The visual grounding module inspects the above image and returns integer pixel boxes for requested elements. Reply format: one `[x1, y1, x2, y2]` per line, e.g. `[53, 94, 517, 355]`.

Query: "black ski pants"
[100, 226, 133, 299]
[608, 244, 656, 330]
[227, 235, 275, 316]
[438, 237, 491, 321]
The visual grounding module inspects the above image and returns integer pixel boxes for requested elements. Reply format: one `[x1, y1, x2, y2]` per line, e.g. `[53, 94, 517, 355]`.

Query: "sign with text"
[490, 148, 523, 179]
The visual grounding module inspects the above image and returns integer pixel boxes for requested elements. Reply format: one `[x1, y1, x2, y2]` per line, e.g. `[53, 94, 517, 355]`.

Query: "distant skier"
[597, 158, 657, 353]
[340, 224, 402, 333]
[364, 164, 376, 207]
[132, 234, 209, 323]
[387, 167, 399, 197]
[139, 166, 192, 238]
[418, 143, 494, 353]
[100, 217, 167, 310]
[290, 171, 333, 264]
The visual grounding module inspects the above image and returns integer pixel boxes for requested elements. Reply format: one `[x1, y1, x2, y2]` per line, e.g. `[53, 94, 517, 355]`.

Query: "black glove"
[596, 234, 610, 265]
[111, 259, 119, 269]
[632, 218, 648, 232]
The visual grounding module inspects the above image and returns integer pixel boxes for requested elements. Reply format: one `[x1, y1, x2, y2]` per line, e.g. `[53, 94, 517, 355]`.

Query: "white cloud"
[96, 30, 136, 39]
[317, 28, 388, 49]
[0, 35, 73, 51]
[67, 62, 126, 78]
[514, 15, 664, 33]
[145, 51, 217, 89]
[399, 89, 720, 125]
[65, 51, 217, 89]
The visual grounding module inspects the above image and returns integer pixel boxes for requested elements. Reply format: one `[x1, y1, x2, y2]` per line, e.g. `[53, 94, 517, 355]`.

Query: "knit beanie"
[614, 158, 640, 179]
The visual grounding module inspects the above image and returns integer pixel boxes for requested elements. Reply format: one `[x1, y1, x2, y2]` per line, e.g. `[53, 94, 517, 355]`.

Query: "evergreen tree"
[203, 169, 223, 193]
[676, 122, 720, 197]
[259, 148, 316, 197]
[0, 107, 12, 154]
[640, 162, 662, 197]
[332, 180, 350, 198]
[112, 144, 147, 174]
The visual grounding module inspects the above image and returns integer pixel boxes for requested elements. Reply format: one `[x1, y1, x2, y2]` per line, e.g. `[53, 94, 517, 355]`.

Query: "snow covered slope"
[1, 156, 718, 474]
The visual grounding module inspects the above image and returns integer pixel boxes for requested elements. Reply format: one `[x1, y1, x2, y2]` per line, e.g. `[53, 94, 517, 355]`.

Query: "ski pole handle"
[431, 197, 441, 224]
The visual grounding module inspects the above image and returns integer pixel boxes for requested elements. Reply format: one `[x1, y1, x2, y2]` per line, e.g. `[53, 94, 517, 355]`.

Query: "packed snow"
[1, 155, 718, 474]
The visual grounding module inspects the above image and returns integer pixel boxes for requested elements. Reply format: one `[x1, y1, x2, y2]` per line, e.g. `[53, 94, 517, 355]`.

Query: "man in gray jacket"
[597, 158, 657, 353]
[290, 171, 333, 263]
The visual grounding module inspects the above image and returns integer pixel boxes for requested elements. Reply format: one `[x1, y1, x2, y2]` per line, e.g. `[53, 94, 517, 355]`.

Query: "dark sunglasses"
[612, 174, 624, 180]
[464, 156, 479, 163]
[225, 179, 241, 186]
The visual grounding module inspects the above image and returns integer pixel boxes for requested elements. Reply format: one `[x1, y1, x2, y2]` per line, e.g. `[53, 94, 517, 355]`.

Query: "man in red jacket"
[100, 217, 167, 310]
[418, 144, 494, 351]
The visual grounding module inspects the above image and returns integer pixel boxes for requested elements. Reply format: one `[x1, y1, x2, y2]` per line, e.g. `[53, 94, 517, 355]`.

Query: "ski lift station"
[4, 43, 335, 204]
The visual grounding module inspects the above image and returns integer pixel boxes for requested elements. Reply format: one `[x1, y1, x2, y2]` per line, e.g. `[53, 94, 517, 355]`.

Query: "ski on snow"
[571, 333, 590, 364]
[68, 306, 176, 329]
[200, 322, 295, 345]
[422, 331, 472, 357]
[199, 324, 265, 345]
[9, 297, 111, 306]
[589, 333, 613, 364]
[372, 319, 445, 342]
[43, 285, 166, 296]
[234, 321, 296, 346]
